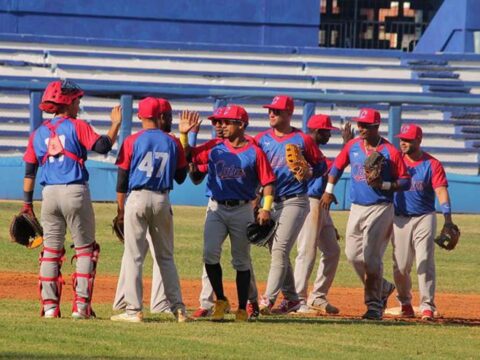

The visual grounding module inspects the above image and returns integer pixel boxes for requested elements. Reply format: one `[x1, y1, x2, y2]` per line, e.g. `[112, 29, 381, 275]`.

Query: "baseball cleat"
[295, 303, 316, 314]
[381, 282, 396, 310]
[421, 309, 435, 321]
[259, 296, 273, 315]
[246, 301, 260, 320]
[44, 308, 59, 319]
[362, 309, 383, 320]
[310, 300, 340, 315]
[235, 309, 249, 322]
[400, 304, 415, 318]
[277, 299, 301, 314]
[174, 308, 192, 323]
[211, 298, 230, 321]
[192, 307, 213, 319]
[110, 311, 144, 323]
[72, 309, 95, 320]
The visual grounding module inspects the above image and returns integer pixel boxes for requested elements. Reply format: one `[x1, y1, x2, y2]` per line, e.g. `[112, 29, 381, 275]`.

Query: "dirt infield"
[1, 271, 479, 324]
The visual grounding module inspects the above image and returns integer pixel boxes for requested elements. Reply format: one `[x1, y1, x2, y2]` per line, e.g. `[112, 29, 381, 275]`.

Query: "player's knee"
[364, 259, 382, 275]
[203, 248, 221, 266]
[231, 257, 250, 271]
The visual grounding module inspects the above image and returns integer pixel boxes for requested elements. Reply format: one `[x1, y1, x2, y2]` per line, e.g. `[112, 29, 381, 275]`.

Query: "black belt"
[132, 187, 169, 193]
[308, 195, 322, 200]
[274, 193, 305, 202]
[212, 198, 249, 207]
[395, 212, 426, 218]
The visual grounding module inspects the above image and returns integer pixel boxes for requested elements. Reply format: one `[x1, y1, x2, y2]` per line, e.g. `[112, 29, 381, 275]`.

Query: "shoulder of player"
[344, 137, 362, 151]
[254, 129, 272, 142]
[422, 152, 444, 169]
[381, 139, 401, 157]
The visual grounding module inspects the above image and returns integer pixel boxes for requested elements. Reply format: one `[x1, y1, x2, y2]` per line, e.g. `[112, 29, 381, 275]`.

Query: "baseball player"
[188, 108, 261, 320]
[320, 108, 411, 320]
[294, 114, 353, 314]
[110, 97, 190, 323]
[113, 97, 176, 314]
[181, 105, 275, 322]
[22, 80, 122, 319]
[392, 124, 455, 321]
[255, 95, 327, 315]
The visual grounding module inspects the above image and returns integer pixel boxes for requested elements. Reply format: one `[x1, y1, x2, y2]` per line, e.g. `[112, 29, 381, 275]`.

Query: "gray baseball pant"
[345, 202, 394, 312]
[40, 184, 96, 313]
[113, 233, 169, 313]
[122, 190, 185, 315]
[294, 197, 340, 306]
[265, 194, 309, 303]
[392, 213, 437, 312]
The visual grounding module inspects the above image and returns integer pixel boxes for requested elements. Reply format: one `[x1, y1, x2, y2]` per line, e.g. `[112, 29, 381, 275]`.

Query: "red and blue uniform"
[394, 152, 448, 216]
[116, 129, 187, 192]
[254, 128, 327, 198]
[23, 116, 100, 185]
[307, 158, 333, 198]
[330, 138, 410, 205]
[192, 138, 275, 201]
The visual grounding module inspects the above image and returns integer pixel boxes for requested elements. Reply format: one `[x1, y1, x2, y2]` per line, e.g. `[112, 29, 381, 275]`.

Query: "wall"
[0, 0, 320, 47]
[415, 0, 480, 53]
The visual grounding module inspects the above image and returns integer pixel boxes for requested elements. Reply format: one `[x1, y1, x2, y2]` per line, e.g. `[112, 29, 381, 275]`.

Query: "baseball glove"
[285, 143, 310, 182]
[112, 215, 124, 243]
[246, 220, 277, 247]
[434, 223, 460, 250]
[364, 151, 385, 187]
[9, 213, 43, 249]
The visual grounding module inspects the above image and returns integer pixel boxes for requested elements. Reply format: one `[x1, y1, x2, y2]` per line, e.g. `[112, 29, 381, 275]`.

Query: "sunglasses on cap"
[61, 79, 83, 95]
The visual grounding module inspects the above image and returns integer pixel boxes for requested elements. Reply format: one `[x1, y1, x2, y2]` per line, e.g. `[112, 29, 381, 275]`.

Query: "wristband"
[262, 195, 274, 212]
[23, 190, 33, 204]
[381, 182, 392, 191]
[440, 202, 451, 215]
[179, 133, 188, 148]
[188, 131, 198, 147]
[325, 183, 335, 194]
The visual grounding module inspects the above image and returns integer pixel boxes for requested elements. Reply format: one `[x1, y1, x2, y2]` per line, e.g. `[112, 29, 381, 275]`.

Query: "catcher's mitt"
[246, 220, 277, 247]
[9, 213, 43, 249]
[112, 215, 124, 243]
[434, 223, 460, 250]
[285, 143, 309, 182]
[364, 151, 385, 187]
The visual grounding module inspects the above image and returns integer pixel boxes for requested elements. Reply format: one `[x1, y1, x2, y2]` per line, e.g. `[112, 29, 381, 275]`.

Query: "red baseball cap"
[307, 114, 339, 130]
[138, 97, 159, 119]
[208, 106, 226, 121]
[353, 108, 381, 125]
[395, 124, 423, 140]
[263, 95, 294, 113]
[219, 104, 249, 124]
[156, 98, 172, 114]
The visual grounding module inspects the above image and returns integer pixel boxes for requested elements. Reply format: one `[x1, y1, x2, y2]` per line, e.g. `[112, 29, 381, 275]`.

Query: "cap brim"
[207, 115, 217, 120]
[394, 134, 416, 140]
[263, 104, 286, 110]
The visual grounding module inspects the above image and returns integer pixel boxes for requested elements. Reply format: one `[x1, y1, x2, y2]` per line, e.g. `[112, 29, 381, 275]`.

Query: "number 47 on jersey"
[138, 151, 170, 178]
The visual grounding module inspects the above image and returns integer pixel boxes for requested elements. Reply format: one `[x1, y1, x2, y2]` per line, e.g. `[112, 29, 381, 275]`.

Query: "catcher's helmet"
[246, 220, 277, 247]
[39, 80, 84, 110]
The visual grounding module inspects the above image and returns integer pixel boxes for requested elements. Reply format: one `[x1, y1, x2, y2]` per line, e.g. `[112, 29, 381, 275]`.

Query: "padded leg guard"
[71, 242, 100, 318]
[38, 246, 66, 317]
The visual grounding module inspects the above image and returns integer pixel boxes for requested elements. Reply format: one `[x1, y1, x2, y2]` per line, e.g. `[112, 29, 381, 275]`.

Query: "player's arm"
[320, 142, 352, 210]
[435, 186, 453, 224]
[178, 110, 201, 158]
[22, 132, 39, 216]
[174, 137, 188, 185]
[189, 163, 207, 185]
[116, 168, 128, 219]
[385, 150, 411, 192]
[257, 182, 275, 225]
[302, 134, 327, 179]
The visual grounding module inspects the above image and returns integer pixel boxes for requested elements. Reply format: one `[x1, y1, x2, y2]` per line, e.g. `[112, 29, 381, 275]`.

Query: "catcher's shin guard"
[38, 246, 66, 317]
[71, 242, 100, 317]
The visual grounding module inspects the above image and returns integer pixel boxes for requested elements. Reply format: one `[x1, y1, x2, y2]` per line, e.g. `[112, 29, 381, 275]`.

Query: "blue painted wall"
[2, 157, 479, 213]
[415, 0, 480, 53]
[0, 0, 320, 47]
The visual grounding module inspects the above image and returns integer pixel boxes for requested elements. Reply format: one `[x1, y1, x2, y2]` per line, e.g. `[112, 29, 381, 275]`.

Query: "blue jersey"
[255, 128, 326, 198]
[192, 139, 275, 201]
[394, 152, 448, 216]
[307, 159, 333, 197]
[23, 116, 100, 186]
[330, 138, 410, 206]
[116, 129, 187, 192]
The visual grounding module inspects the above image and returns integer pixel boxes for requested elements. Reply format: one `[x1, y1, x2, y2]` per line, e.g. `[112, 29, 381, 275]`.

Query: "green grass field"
[0, 201, 479, 359]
